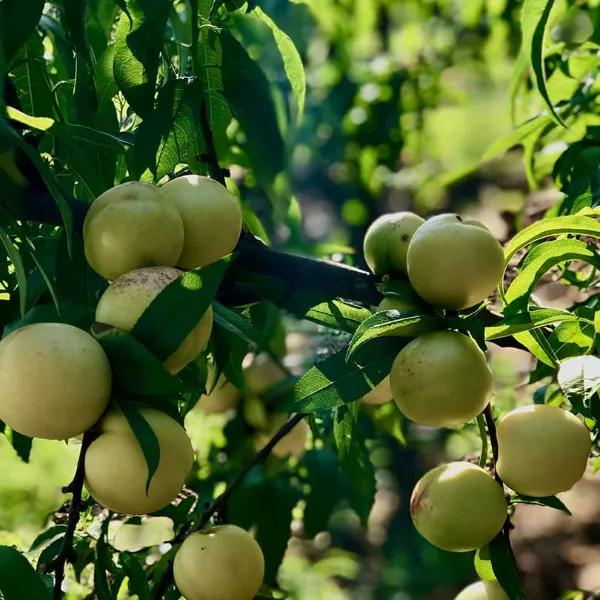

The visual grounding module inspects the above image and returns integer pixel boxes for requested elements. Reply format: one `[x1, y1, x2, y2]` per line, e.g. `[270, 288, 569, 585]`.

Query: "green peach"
[363, 212, 425, 275]
[407, 214, 504, 309]
[497, 404, 591, 497]
[390, 330, 491, 427]
[411, 462, 507, 552]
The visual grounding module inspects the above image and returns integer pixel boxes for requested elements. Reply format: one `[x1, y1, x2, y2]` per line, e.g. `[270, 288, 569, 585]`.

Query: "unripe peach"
[407, 214, 504, 309]
[0, 323, 111, 439]
[390, 330, 491, 427]
[174, 525, 264, 600]
[95, 267, 213, 374]
[411, 462, 507, 552]
[363, 212, 425, 275]
[497, 404, 591, 497]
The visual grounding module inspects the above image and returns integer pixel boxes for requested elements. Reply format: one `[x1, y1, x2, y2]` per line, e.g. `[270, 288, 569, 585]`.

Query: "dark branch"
[50, 430, 95, 599]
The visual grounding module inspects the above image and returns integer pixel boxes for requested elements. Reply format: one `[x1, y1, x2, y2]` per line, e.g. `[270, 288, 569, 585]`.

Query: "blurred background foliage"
[1, 0, 599, 598]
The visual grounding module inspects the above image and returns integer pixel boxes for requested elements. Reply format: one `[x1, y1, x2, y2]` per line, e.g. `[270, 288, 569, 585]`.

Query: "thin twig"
[151, 413, 307, 599]
[51, 430, 95, 599]
[476, 413, 488, 468]
[483, 404, 516, 545]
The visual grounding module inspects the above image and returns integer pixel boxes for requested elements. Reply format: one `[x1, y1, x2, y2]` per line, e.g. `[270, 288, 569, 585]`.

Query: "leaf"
[121, 554, 151, 600]
[504, 239, 600, 315]
[334, 404, 376, 525]
[486, 308, 576, 340]
[0, 0, 45, 63]
[502, 214, 600, 295]
[346, 310, 439, 359]
[8, 429, 32, 462]
[133, 78, 204, 180]
[29, 525, 67, 552]
[93, 326, 187, 396]
[6, 106, 54, 131]
[119, 403, 161, 495]
[132, 257, 230, 360]
[488, 533, 529, 600]
[520, 0, 563, 126]
[474, 546, 497, 582]
[9, 36, 55, 118]
[220, 30, 285, 185]
[58, 0, 97, 125]
[483, 114, 552, 161]
[113, 0, 171, 117]
[509, 493, 571, 515]
[94, 519, 118, 600]
[301, 450, 342, 537]
[229, 476, 301, 586]
[253, 8, 305, 123]
[196, 28, 231, 156]
[288, 338, 402, 412]
[0, 546, 51, 600]
[0, 226, 26, 316]
[212, 302, 265, 348]
[557, 356, 600, 408]
[303, 299, 372, 333]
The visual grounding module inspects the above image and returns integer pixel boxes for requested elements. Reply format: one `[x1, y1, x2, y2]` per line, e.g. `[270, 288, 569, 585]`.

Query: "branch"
[484, 403, 517, 550]
[151, 412, 307, 599]
[49, 430, 95, 599]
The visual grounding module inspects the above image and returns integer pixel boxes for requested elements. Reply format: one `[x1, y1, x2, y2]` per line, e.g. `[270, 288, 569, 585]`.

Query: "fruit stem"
[51, 430, 95, 599]
[476, 413, 488, 468]
[150, 412, 307, 598]
[483, 404, 500, 482]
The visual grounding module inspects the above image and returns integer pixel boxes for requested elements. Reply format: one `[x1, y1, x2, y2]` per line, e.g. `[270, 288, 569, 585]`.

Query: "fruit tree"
[0, 1, 598, 599]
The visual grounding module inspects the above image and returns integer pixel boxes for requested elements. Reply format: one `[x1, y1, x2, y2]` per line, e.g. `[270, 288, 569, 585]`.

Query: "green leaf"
[0, 226, 27, 316]
[58, 0, 97, 125]
[93, 326, 187, 396]
[132, 257, 230, 360]
[196, 28, 231, 157]
[334, 404, 375, 525]
[220, 30, 285, 185]
[503, 214, 600, 280]
[121, 554, 151, 600]
[6, 106, 54, 131]
[486, 308, 577, 340]
[474, 546, 497, 582]
[514, 329, 557, 367]
[303, 299, 372, 333]
[483, 114, 553, 161]
[119, 403, 161, 495]
[0, 0, 45, 63]
[488, 533, 529, 600]
[288, 338, 401, 412]
[253, 8, 305, 123]
[212, 302, 265, 348]
[29, 525, 67, 552]
[229, 476, 301, 586]
[504, 239, 600, 315]
[0, 546, 51, 600]
[557, 355, 600, 408]
[9, 36, 55, 118]
[346, 310, 439, 359]
[301, 450, 342, 537]
[509, 493, 571, 515]
[8, 429, 32, 463]
[133, 78, 204, 180]
[94, 518, 118, 600]
[113, 0, 171, 117]
[520, 0, 563, 126]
